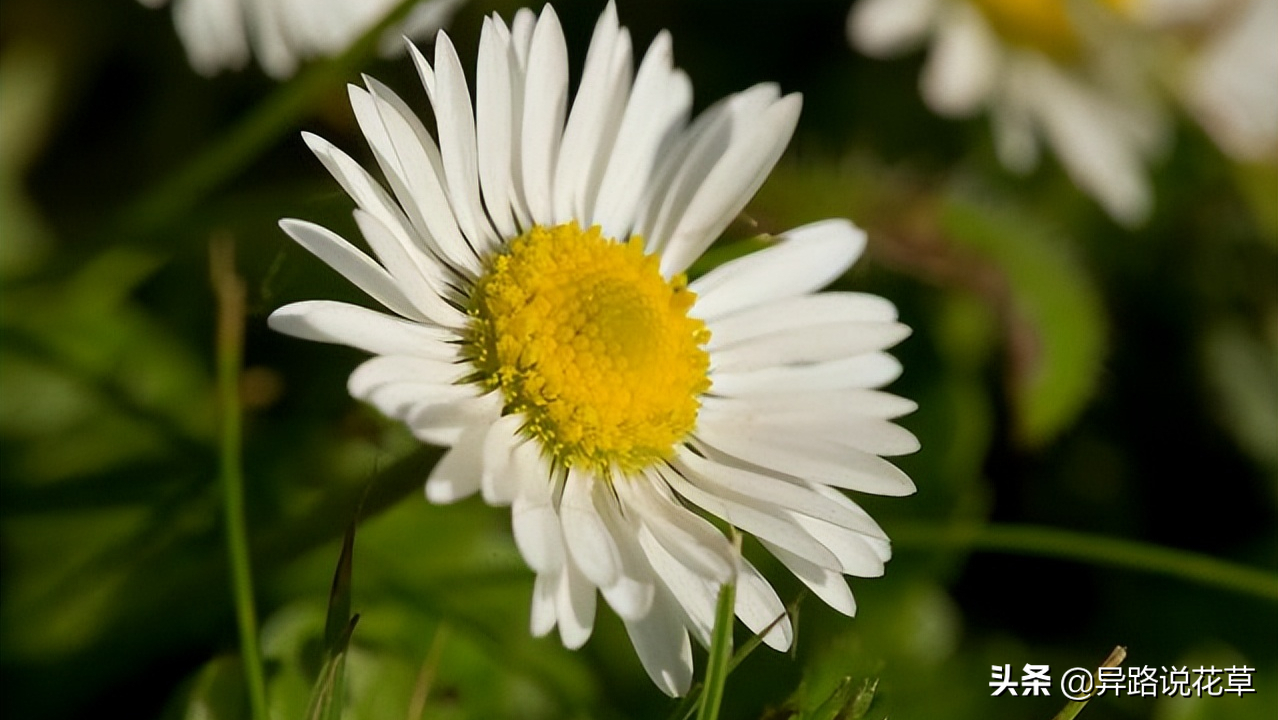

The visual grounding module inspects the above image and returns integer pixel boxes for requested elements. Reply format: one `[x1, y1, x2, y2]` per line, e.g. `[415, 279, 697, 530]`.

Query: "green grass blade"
[891, 520, 1278, 601]
[325, 524, 356, 654]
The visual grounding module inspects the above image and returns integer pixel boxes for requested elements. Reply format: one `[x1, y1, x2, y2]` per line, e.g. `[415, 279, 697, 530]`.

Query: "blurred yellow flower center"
[969, 0, 1127, 60]
[467, 222, 711, 475]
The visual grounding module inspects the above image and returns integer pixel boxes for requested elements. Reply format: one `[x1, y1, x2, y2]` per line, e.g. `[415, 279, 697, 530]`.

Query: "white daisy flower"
[138, 0, 464, 78]
[1135, 0, 1278, 162]
[848, 0, 1170, 226]
[270, 2, 917, 696]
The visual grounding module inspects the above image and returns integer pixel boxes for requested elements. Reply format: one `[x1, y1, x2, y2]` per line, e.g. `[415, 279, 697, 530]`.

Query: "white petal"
[404, 391, 503, 446]
[593, 482, 657, 620]
[659, 93, 802, 277]
[636, 525, 719, 647]
[408, 39, 436, 105]
[476, 16, 519, 239]
[692, 421, 917, 497]
[480, 414, 524, 506]
[486, 12, 535, 229]
[278, 218, 425, 322]
[425, 423, 488, 503]
[616, 475, 736, 583]
[792, 513, 887, 578]
[511, 454, 565, 573]
[530, 571, 559, 637]
[433, 32, 501, 254]
[360, 382, 476, 426]
[351, 209, 468, 329]
[735, 559, 793, 651]
[989, 84, 1040, 173]
[1035, 69, 1153, 226]
[593, 31, 693, 239]
[673, 446, 889, 539]
[554, 3, 630, 224]
[763, 541, 858, 616]
[172, 0, 249, 75]
[555, 559, 596, 649]
[623, 591, 693, 697]
[352, 81, 481, 279]
[711, 321, 912, 373]
[709, 352, 904, 396]
[920, 3, 999, 117]
[510, 8, 537, 67]
[691, 219, 866, 320]
[268, 301, 456, 358]
[520, 5, 569, 225]
[658, 464, 842, 570]
[639, 84, 782, 255]
[707, 292, 897, 351]
[347, 355, 467, 396]
[559, 469, 622, 588]
[301, 133, 416, 249]
[243, 0, 293, 78]
[700, 395, 920, 457]
[705, 388, 917, 420]
[1181, 0, 1278, 161]
[848, 0, 941, 57]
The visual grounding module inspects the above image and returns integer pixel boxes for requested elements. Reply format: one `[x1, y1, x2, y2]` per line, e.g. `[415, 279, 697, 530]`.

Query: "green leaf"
[940, 195, 1107, 446]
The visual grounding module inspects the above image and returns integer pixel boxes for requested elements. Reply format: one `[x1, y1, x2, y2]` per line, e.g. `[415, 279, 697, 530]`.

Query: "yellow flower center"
[466, 222, 711, 475]
[968, 0, 1127, 60]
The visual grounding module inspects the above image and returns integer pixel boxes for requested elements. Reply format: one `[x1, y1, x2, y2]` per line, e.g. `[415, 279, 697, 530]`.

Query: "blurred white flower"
[138, 0, 463, 78]
[270, 2, 917, 696]
[848, 0, 1170, 226]
[1135, 0, 1278, 162]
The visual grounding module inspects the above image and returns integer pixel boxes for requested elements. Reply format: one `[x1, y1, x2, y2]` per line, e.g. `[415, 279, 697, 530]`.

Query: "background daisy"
[137, 0, 464, 77]
[848, 0, 1169, 225]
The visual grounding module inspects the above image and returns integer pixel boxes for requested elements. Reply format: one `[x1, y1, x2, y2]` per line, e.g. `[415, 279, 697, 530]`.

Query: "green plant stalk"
[211, 239, 269, 720]
[697, 578, 737, 720]
[670, 593, 803, 720]
[891, 520, 1278, 602]
[1050, 647, 1127, 720]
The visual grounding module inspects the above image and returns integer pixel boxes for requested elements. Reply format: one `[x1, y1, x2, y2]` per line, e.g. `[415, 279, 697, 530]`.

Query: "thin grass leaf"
[325, 523, 356, 654]
[847, 678, 878, 719]
[305, 614, 360, 720]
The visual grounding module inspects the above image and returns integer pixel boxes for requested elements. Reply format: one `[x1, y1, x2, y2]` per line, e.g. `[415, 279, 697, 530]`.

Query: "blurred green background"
[2, 1, 1275, 718]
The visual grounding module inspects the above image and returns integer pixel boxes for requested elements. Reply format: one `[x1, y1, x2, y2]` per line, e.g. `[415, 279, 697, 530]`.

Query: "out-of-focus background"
[2, 1, 1275, 718]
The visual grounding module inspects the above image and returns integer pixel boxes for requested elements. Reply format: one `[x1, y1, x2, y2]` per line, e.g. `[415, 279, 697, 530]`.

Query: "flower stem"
[890, 520, 1278, 602]
[697, 579, 737, 720]
[210, 237, 269, 720]
[697, 533, 742, 720]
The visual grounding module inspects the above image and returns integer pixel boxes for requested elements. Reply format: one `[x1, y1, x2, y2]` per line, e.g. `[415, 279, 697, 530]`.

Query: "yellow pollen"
[465, 222, 711, 475]
[968, 0, 1128, 60]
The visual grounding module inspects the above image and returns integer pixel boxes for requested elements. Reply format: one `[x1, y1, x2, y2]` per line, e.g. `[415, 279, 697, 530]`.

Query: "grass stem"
[211, 237, 269, 720]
